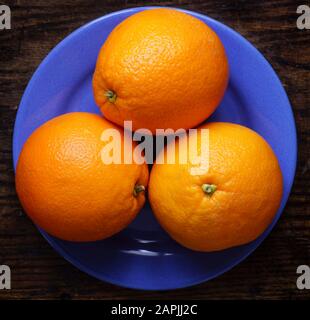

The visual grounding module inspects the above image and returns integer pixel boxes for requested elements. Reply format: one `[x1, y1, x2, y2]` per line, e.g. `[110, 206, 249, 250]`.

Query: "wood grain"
[0, 0, 309, 300]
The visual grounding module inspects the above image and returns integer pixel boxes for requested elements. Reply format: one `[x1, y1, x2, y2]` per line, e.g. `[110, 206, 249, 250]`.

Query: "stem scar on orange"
[93, 8, 229, 133]
[148, 122, 283, 252]
[15, 112, 149, 242]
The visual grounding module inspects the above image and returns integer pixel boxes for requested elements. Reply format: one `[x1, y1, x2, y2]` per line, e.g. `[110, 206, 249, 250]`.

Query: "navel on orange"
[93, 8, 229, 133]
[149, 122, 283, 252]
[15, 112, 149, 242]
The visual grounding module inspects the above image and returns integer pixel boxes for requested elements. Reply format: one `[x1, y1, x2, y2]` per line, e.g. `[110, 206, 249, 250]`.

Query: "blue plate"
[13, 7, 297, 290]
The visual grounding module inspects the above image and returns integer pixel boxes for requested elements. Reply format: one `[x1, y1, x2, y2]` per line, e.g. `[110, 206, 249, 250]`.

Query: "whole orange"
[15, 112, 149, 242]
[149, 122, 283, 252]
[93, 8, 229, 133]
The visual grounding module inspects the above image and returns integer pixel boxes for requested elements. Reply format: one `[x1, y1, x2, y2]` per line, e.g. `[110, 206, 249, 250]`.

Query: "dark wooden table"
[0, 0, 309, 300]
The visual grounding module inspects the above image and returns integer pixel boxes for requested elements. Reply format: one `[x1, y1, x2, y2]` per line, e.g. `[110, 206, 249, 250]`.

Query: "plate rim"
[12, 6, 298, 291]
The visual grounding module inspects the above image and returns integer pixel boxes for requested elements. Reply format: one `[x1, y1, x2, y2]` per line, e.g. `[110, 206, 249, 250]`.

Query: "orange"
[149, 122, 283, 252]
[93, 8, 229, 133]
[15, 112, 149, 242]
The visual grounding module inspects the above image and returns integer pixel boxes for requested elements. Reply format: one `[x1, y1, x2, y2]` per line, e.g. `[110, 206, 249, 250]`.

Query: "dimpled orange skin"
[93, 8, 229, 133]
[15, 112, 149, 242]
[149, 122, 283, 252]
